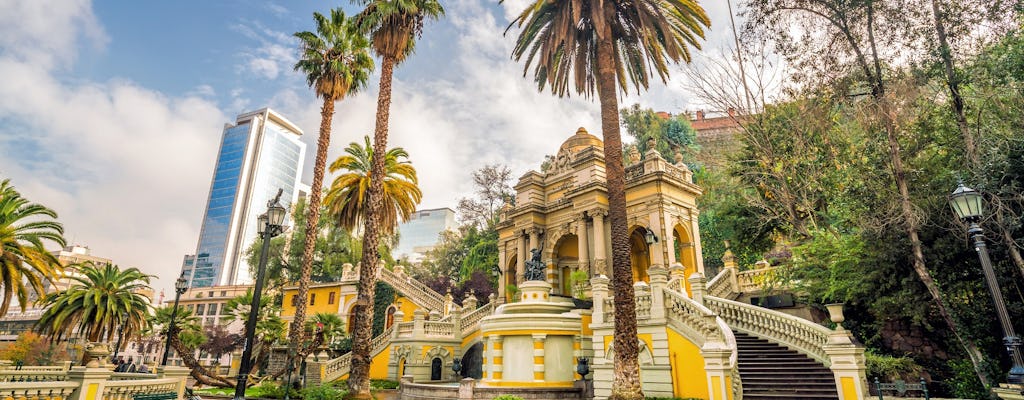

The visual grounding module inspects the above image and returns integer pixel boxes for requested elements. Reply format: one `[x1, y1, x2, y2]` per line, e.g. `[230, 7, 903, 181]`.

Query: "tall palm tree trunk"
[289, 99, 336, 355]
[348, 55, 395, 400]
[596, 32, 643, 400]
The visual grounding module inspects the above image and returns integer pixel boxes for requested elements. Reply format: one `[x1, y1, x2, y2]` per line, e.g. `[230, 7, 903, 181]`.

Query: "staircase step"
[734, 332, 839, 400]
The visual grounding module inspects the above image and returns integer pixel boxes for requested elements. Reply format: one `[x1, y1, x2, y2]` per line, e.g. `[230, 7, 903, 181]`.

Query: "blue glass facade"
[186, 110, 306, 287]
[191, 123, 252, 287]
[394, 208, 457, 260]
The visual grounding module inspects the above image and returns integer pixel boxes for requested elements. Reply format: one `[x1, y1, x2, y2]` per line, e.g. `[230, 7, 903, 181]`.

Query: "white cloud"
[0, 2, 226, 297]
[231, 21, 297, 81]
[0, 0, 106, 70]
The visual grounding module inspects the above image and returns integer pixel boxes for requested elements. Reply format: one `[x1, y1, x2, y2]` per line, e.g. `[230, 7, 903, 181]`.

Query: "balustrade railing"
[101, 377, 179, 400]
[663, 289, 728, 346]
[322, 325, 396, 383]
[602, 295, 653, 323]
[625, 164, 645, 181]
[706, 268, 734, 299]
[423, 321, 454, 337]
[635, 293, 652, 320]
[460, 303, 495, 334]
[396, 322, 414, 337]
[0, 370, 69, 382]
[109, 372, 158, 381]
[379, 268, 445, 312]
[735, 268, 772, 294]
[0, 381, 78, 400]
[704, 296, 831, 365]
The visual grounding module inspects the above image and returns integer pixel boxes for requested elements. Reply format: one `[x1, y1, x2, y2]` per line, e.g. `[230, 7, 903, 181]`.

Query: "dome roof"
[559, 127, 603, 152]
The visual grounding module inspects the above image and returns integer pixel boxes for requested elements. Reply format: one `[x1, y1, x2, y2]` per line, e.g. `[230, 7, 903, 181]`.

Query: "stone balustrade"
[0, 364, 188, 400]
[735, 266, 774, 294]
[109, 373, 158, 381]
[318, 324, 396, 384]
[378, 267, 445, 313]
[705, 268, 734, 299]
[0, 370, 70, 381]
[704, 295, 832, 365]
[459, 303, 494, 335]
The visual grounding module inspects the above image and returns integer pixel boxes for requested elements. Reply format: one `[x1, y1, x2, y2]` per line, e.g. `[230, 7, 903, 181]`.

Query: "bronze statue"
[524, 248, 545, 281]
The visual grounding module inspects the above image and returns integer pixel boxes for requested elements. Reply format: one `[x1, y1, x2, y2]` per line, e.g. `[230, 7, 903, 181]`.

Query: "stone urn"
[825, 303, 846, 331]
[84, 342, 112, 368]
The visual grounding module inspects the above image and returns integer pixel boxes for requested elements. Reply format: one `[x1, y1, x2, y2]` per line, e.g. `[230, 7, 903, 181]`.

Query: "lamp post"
[948, 182, 1024, 384]
[161, 272, 189, 366]
[234, 189, 287, 400]
[111, 312, 128, 364]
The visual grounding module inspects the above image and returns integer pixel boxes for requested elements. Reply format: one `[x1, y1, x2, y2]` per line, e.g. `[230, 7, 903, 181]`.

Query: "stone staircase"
[734, 332, 839, 400]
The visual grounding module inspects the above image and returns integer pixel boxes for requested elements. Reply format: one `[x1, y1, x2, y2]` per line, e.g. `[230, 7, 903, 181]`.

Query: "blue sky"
[0, 0, 742, 295]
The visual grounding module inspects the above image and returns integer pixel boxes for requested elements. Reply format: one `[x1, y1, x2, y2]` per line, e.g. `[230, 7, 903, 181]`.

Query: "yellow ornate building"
[283, 128, 868, 400]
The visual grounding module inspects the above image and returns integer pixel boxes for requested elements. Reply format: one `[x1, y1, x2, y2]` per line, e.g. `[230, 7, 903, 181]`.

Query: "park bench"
[873, 377, 930, 400]
[132, 392, 178, 400]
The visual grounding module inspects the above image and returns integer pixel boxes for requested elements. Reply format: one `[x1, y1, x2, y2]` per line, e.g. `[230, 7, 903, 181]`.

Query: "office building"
[394, 208, 457, 263]
[185, 108, 306, 287]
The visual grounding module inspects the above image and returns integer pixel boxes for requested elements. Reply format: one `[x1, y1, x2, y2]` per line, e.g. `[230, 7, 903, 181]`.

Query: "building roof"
[559, 127, 603, 153]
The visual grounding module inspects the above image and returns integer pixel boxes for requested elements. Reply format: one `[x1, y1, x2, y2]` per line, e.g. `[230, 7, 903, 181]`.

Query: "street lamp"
[948, 181, 1024, 384]
[234, 190, 287, 400]
[161, 272, 189, 366]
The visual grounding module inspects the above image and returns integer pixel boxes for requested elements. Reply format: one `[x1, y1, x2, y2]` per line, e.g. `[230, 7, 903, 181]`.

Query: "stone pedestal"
[995, 384, 1024, 400]
[480, 280, 583, 388]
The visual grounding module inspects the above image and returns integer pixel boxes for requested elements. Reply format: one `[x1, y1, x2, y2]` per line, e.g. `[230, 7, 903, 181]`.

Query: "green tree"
[245, 198, 362, 292]
[620, 104, 699, 162]
[305, 312, 346, 346]
[0, 332, 68, 366]
[0, 178, 64, 316]
[506, 0, 710, 397]
[325, 136, 422, 235]
[149, 305, 231, 387]
[348, 0, 444, 395]
[291, 7, 375, 354]
[35, 263, 150, 349]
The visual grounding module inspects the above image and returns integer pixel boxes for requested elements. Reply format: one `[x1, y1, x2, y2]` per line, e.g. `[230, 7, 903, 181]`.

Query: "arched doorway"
[430, 357, 443, 380]
[629, 228, 651, 283]
[672, 224, 697, 294]
[505, 255, 518, 299]
[552, 234, 579, 295]
[385, 305, 397, 329]
[461, 342, 483, 379]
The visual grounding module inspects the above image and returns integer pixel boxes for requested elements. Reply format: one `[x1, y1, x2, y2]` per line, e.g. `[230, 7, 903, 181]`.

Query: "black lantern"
[452, 358, 462, 376]
[161, 271, 189, 366]
[644, 229, 659, 245]
[948, 181, 984, 221]
[576, 357, 590, 379]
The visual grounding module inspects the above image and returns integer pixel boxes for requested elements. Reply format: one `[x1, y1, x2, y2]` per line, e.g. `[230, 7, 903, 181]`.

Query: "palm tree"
[348, 2, 443, 396]
[325, 136, 422, 235]
[35, 263, 151, 363]
[149, 305, 233, 387]
[290, 7, 374, 356]
[305, 312, 347, 347]
[506, 2, 709, 399]
[0, 179, 65, 316]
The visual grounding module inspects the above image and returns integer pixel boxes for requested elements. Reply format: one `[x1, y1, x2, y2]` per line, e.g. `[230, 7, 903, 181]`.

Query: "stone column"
[648, 212, 666, 269]
[413, 309, 426, 339]
[516, 234, 526, 284]
[68, 366, 112, 400]
[532, 334, 547, 382]
[690, 209, 706, 274]
[577, 215, 590, 273]
[528, 228, 540, 252]
[498, 244, 507, 302]
[648, 265, 668, 321]
[592, 210, 607, 276]
[824, 313, 868, 400]
[157, 366, 190, 399]
[590, 275, 609, 325]
[689, 272, 706, 305]
[700, 345, 733, 400]
[482, 336, 492, 381]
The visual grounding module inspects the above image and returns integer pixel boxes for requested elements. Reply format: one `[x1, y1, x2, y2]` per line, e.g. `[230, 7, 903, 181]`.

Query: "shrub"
[253, 381, 299, 399]
[865, 350, 924, 381]
[491, 395, 524, 400]
[300, 384, 346, 400]
[370, 380, 399, 390]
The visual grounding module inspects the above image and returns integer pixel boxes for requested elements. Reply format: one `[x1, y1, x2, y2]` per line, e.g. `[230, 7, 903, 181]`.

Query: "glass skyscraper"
[394, 208, 458, 263]
[186, 108, 306, 287]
